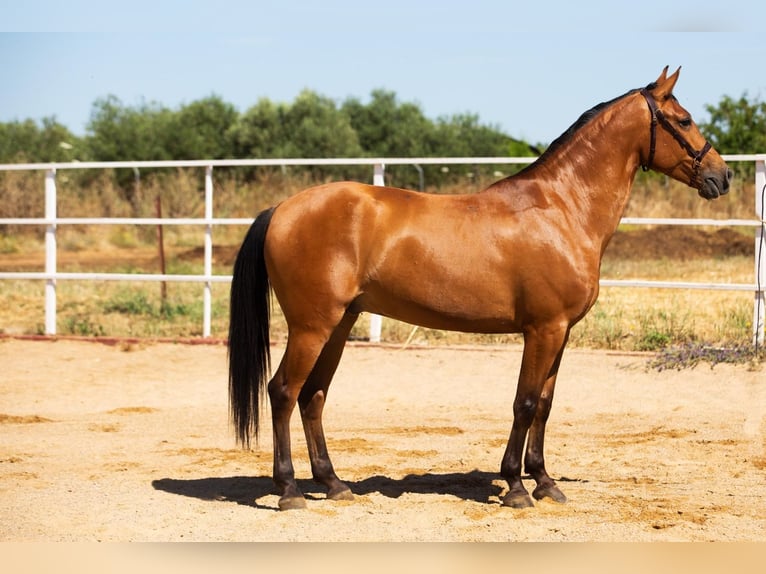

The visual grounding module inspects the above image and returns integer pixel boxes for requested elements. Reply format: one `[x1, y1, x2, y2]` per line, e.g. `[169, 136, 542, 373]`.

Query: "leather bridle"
[639, 88, 712, 186]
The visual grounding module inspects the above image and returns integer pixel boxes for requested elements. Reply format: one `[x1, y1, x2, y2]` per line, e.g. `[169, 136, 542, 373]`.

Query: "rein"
[639, 88, 712, 185]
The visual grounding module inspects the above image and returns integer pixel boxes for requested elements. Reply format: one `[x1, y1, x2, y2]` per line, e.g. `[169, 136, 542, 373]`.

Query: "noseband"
[639, 88, 712, 186]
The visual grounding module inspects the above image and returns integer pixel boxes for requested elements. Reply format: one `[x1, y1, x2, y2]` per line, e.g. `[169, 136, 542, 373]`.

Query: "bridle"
[639, 88, 712, 186]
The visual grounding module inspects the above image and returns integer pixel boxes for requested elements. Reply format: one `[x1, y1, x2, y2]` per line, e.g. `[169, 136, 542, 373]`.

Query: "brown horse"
[228, 67, 731, 510]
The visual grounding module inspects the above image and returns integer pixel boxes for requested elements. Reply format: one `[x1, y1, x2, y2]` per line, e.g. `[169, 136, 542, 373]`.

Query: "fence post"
[754, 159, 765, 348]
[203, 165, 214, 338]
[368, 163, 385, 343]
[44, 168, 57, 335]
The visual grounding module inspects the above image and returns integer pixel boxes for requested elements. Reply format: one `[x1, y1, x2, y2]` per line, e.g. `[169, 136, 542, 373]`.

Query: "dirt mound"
[178, 245, 239, 266]
[604, 227, 753, 261]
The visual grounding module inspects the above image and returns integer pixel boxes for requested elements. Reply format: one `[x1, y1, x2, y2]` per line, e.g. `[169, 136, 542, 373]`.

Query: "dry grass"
[0, 166, 762, 352]
[0, 251, 756, 352]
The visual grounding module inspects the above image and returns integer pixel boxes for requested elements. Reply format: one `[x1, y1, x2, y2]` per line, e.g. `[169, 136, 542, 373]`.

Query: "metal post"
[203, 165, 214, 338]
[368, 163, 385, 343]
[44, 168, 57, 335]
[413, 164, 424, 192]
[754, 160, 765, 348]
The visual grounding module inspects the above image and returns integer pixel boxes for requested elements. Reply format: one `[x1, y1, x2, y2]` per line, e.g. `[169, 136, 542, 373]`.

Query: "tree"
[343, 89, 434, 157]
[700, 93, 766, 154]
[0, 88, 544, 192]
[278, 90, 363, 160]
[85, 95, 177, 206]
[168, 95, 238, 159]
[0, 117, 80, 163]
[699, 93, 766, 180]
[86, 95, 174, 162]
[228, 97, 284, 159]
[342, 90, 439, 187]
[432, 113, 511, 158]
[342, 90, 537, 188]
[230, 90, 363, 180]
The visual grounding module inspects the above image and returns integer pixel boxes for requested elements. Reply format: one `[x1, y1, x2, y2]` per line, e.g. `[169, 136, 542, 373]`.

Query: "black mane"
[519, 82, 656, 173]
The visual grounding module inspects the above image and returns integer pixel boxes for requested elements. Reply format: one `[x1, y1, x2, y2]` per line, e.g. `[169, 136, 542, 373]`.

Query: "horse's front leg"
[524, 371, 567, 503]
[500, 325, 569, 508]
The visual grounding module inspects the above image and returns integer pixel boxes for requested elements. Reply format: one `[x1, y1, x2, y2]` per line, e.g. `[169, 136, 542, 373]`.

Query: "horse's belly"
[352, 285, 522, 334]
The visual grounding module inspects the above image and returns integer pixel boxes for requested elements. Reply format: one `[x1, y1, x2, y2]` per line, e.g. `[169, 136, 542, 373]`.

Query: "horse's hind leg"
[298, 311, 358, 502]
[269, 329, 332, 510]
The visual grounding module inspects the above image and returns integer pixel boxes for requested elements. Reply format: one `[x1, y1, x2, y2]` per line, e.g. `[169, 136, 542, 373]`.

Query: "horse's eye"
[678, 118, 692, 129]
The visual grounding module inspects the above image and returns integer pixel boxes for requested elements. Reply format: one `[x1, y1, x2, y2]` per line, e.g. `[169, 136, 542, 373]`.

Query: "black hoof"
[532, 484, 567, 503]
[278, 496, 307, 511]
[502, 492, 535, 509]
[327, 486, 354, 501]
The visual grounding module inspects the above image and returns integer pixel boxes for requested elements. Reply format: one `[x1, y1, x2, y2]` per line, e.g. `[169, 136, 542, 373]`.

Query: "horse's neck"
[513, 101, 643, 248]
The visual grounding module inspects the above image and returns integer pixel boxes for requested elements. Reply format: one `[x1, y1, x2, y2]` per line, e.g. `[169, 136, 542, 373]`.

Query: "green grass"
[0, 235, 20, 254]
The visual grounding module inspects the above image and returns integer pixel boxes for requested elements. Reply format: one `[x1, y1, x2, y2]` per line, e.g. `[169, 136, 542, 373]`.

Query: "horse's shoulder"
[483, 179, 550, 214]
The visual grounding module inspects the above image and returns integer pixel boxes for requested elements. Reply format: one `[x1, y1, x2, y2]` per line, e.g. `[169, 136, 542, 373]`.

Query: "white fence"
[0, 156, 764, 346]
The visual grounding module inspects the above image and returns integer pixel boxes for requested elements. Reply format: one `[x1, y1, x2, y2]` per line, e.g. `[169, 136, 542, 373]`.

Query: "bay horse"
[228, 67, 731, 510]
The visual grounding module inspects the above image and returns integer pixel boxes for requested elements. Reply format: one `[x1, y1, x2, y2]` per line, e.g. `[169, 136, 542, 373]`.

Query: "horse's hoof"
[278, 496, 307, 511]
[502, 492, 535, 509]
[327, 486, 354, 501]
[532, 484, 567, 503]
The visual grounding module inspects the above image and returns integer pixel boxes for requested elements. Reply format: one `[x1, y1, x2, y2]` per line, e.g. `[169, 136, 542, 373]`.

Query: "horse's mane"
[518, 81, 657, 174]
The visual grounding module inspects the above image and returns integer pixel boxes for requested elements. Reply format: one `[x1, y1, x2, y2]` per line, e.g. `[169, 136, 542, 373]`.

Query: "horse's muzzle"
[698, 168, 732, 200]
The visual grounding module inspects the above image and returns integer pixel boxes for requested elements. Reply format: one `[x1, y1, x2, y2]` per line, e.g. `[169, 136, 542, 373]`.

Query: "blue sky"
[1, 1, 765, 146]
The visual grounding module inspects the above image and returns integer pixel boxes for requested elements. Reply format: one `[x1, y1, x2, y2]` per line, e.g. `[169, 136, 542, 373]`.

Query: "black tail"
[228, 207, 275, 447]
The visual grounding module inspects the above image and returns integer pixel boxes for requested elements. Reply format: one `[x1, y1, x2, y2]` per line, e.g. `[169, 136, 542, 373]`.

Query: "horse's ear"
[654, 65, 670, 85]
[652, 66, 681, 100]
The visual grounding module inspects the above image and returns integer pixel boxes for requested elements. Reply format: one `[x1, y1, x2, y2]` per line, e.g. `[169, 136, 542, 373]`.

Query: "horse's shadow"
[151, 470, 508, 511]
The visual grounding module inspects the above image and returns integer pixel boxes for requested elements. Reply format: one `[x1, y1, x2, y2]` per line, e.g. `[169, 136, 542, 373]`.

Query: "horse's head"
[639, 66, 732, 200]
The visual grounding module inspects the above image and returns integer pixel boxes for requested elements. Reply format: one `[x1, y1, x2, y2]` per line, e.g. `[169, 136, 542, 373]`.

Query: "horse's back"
[265, 181, 408, 253]
[265, 180, 500, 280]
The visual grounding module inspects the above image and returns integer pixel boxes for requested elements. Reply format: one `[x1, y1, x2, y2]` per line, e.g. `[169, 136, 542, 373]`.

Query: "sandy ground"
[1, 337, 764, 542]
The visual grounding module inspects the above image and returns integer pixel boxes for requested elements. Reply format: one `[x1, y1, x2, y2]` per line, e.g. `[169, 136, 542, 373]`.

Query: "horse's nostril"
[726, 168, 733, 182]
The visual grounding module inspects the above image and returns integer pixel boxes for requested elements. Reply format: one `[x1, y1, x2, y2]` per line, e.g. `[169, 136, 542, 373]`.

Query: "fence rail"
[1, 156, 764, 346]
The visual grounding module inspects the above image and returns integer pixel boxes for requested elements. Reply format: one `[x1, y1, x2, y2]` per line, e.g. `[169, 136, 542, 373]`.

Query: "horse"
[228, 67, 732, 511]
